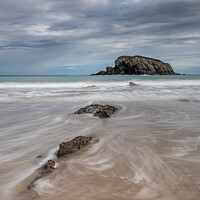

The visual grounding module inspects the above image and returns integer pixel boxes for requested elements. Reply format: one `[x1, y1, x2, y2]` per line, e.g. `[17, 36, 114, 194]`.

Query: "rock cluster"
[93, 55, 178, 75]
[74, 104, 119, 118]
[27, 104, 119, 191]
[57, 136, 92, 158]
[27, 136, 92, 189]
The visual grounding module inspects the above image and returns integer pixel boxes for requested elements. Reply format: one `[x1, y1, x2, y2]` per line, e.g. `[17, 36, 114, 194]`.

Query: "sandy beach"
[0, 75, 200, 200]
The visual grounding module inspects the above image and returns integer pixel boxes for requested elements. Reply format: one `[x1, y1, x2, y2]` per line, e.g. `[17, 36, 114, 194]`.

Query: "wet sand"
[0, 99, 200, 200]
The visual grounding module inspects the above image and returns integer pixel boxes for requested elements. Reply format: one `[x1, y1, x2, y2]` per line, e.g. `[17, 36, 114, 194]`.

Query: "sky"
[0, 0, 200, 75]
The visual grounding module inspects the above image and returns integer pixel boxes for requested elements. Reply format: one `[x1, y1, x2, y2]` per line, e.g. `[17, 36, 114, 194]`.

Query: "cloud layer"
[0, 0, 200, 74]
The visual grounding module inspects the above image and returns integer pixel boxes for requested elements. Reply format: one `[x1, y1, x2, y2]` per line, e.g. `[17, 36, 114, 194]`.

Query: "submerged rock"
[36, 154, 45, 159]
[129, 81, 137, 86]
[93, 55, 179, 75]
[74, 104, 119, 118]
[57, 136, 92, 158]
[178, 98, 190, 102]
[27, 160, 55, 189]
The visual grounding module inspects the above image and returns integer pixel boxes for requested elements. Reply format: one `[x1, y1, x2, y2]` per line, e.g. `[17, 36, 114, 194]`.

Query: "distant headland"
[92, 55, 179, 75]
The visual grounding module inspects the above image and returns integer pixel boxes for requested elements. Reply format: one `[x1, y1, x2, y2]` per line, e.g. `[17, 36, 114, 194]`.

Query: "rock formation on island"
[92, 55, 178, 75]
[74, 104, 119, 118]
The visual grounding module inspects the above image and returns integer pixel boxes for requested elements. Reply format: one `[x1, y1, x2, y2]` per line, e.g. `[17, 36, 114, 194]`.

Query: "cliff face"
[94, 55, 177, 75]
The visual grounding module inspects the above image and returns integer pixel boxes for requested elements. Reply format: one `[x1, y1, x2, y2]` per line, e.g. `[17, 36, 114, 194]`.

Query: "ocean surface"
[0, 75, 200, 200]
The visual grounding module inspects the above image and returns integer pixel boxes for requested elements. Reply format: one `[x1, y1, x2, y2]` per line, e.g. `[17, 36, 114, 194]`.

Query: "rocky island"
[92, 55, 178, 75]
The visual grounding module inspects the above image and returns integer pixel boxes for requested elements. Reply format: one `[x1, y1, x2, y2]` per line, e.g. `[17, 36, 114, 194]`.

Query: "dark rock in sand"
[94, 110, 110, 118]
[129, 81, 137, 86]
[41, 160, 55, 176]
[74, 104, 119, 118]
[36, 154, 45, 159]
[27, 160, 55, 189]
[57, 136, 92, 158]
[27, 135, 93, 190]
[93, 55, 179, 75]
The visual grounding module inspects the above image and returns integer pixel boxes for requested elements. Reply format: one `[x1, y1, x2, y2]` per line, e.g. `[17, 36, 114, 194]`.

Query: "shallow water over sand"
[0, 76, 200, 200]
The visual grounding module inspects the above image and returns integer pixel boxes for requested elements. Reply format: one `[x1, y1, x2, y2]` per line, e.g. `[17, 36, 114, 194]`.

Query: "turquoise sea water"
[0, 74, 200, 82]
[0, 74, 200, 103]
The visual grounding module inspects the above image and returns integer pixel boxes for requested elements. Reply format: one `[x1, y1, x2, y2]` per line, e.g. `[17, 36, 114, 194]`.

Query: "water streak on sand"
[0, 75, 200, 200]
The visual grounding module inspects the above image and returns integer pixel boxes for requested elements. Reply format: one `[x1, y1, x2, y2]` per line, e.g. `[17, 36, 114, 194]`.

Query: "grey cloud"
[47, 0, 200, 41]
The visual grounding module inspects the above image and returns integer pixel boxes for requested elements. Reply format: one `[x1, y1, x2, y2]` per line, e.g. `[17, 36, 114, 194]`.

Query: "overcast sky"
[0, 0, 200, 75]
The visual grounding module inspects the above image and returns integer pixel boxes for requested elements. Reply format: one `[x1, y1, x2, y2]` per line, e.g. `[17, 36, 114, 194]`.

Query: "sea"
[0, 75, 200, 200]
